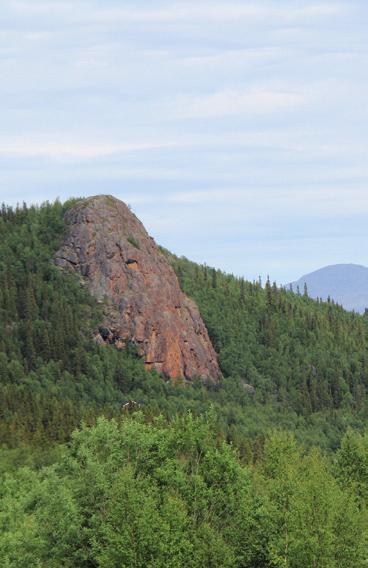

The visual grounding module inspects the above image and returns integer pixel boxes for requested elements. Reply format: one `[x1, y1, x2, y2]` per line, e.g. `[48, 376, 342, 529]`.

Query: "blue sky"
[1, 1, 367, 283]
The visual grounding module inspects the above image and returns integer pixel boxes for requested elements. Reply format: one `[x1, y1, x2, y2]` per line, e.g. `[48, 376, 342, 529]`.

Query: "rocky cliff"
[56, 195, 221, 381]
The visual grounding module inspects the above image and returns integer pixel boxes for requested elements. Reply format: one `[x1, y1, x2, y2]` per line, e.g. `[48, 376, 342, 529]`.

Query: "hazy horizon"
[2, 1, 367, 283]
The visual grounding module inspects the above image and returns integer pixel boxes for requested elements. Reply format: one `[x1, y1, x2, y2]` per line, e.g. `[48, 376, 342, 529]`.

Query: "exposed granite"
[56, 195, 222, 381]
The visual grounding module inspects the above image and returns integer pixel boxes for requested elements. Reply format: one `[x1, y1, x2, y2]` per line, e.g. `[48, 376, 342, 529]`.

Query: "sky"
[1, 0, 368, 283]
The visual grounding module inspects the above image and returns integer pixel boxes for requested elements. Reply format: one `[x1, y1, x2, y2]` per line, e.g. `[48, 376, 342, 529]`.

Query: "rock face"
[56, 195, 222, 381]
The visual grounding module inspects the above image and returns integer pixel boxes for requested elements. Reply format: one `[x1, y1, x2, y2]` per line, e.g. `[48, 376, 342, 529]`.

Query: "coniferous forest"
[1, 200, 368, 566]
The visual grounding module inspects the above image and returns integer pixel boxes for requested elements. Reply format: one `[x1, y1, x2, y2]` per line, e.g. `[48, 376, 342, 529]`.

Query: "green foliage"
[252, 432, 368, 567]
[0, 415, 367, 567]
[0, 200, 151, 445]
[1, 199, 368, 452]
[2, 199, 368, 565]
[169, 253, 368, 414]
[127, 235, 140, 249]
[336, 428, 368, 500]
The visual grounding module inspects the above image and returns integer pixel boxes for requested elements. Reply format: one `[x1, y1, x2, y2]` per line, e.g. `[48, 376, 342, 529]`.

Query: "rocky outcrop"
[56, 195, 222, 381]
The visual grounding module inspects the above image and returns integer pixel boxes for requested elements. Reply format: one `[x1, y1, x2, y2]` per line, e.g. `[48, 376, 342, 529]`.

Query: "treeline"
[0, 200, 146, 444]
[169, 253, 368, 413]
[2, 199, 368, 565]
[1, 200, 368, 450]
[1, 413, 368, 567]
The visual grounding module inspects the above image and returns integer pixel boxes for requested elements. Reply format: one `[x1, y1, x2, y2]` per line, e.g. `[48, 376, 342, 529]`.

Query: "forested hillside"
[1, 199, 368, 450]
[1, 199, 368, 565]
[0, 200, 140, 444]
[2, 414, 368, 567]
[170, 253, 368, 413]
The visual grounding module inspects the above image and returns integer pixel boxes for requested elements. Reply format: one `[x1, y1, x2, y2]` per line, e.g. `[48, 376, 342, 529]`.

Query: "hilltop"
[55, 195, 221, 380]
[1, 197, 368, 566]
[290, 263, 368, 313]
[1, 197, 368, 449]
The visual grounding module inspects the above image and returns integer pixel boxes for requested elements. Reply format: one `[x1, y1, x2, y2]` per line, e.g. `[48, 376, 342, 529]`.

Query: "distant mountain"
[290, 264, 368, 313]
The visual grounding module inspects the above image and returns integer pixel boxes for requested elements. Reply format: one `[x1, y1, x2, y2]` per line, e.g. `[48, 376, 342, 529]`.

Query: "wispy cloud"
[168, 187, 368, 217]
[172, 88, 309, 118]
[0, 141, 174, 160]
[87, 3, 347, 24]
[0, 125, 365, 162]
[8, 1, 347, 24]
[1, 0, 366, 283]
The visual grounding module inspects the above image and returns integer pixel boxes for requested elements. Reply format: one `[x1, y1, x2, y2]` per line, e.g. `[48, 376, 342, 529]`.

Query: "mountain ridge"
[289, 263, 368, 313]
[2, 196, 368, 450]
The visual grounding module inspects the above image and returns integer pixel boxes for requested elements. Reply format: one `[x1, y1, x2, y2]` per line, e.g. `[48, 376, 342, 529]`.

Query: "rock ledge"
[56, 195, 222, 381]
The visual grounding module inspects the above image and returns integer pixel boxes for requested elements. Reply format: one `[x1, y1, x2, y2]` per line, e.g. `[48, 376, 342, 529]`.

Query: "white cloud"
[87, 4, 346, 24]
[168, 187, 368, 218]
[172, 88, 308, 118]
[169, 189, 245, 204]
[0, 140, 174, 160]
[8, 1, 347, 25]
[181, 47, 285, 68]
[0, 125, 365, 163]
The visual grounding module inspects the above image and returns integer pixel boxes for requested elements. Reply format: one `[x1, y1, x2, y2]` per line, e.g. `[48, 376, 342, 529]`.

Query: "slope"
[1, 198, 368, 451]
[168, 253, 368, 414]
[290, 263, 368, 313]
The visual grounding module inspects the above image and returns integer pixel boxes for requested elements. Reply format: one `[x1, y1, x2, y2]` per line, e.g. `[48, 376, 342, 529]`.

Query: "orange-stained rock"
[55, 195, 222, 381]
